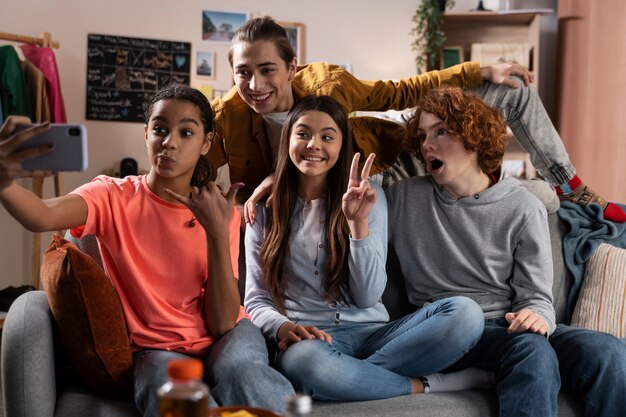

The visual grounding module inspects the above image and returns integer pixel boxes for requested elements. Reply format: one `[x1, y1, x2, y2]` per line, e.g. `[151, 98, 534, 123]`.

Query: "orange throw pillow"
[41, 234, 133, 401]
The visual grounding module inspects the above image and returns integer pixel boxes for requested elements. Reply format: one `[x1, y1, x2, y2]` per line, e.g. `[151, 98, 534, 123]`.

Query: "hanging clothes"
[20, 44, 66, 123]
[21, 58, 50, 123]
[0, 45, 34, 120]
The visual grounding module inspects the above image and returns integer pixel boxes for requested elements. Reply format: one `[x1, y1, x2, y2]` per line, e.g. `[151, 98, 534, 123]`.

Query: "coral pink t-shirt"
[71, 175, 245, 354]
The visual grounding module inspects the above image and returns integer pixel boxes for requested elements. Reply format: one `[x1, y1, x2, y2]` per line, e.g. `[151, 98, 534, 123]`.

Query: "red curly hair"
[404, 87, 507, 175]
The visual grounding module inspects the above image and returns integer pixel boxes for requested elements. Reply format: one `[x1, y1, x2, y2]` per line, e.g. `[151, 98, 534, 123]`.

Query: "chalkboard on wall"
[86, 33, 191, 122]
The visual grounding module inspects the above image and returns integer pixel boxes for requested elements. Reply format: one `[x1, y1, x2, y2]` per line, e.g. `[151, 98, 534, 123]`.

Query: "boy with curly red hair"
[386, 86, 626, 416]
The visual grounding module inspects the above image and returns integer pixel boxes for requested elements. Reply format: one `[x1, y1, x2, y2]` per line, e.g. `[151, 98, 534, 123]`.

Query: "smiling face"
[144, 99, 211, 189]
[231, 40, 297, 114]
[418, 111, 487, 198]
[288, 110, 343, 194]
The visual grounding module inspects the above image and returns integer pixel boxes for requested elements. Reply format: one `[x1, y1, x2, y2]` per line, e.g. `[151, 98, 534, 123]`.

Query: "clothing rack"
[0, 30, 62, 289]
[0, 31, 60, 49]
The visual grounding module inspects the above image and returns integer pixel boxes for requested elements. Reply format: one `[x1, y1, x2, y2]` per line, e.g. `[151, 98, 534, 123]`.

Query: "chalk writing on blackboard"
[86, 33, 191, 122]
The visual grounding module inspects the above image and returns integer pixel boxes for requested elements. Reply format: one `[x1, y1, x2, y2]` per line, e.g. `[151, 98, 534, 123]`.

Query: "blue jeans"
[472, 78, 575, 184]
[133, 319, 294, 417]
[276, 296, 484, 401]
[447, 320, 626, 417]
[550, 324, 626, 417]
[446, 319, 560, 417]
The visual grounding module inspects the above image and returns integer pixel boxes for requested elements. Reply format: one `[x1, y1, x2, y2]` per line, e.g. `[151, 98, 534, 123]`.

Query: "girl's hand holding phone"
[0, 116, 55, 190]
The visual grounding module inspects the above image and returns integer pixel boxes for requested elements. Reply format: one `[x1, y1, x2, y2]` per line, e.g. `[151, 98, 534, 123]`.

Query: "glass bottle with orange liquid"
[158, 358, 209, 417]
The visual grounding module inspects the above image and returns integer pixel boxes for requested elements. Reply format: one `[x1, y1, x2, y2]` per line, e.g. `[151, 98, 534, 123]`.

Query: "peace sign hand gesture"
[342, 152, 376, 240]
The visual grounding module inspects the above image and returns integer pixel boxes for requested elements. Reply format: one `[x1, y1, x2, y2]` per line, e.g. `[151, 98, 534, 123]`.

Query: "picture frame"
[195, 50, 216, 79]
[202, 10, 248, 43]
[198, 84, 215, 100]
[441, 46, 464, 69]
[278, 21, 305, 64]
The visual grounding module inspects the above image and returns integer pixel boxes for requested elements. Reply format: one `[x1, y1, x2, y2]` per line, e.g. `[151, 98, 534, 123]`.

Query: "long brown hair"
[260, 95, 353, 314]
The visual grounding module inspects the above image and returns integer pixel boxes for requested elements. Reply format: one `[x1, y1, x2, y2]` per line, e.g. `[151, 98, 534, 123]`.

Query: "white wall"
[0, 0, 557, 289]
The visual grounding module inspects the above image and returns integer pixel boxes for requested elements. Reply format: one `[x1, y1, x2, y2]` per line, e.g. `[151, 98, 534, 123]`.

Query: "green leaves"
[410, 0, 455, 71]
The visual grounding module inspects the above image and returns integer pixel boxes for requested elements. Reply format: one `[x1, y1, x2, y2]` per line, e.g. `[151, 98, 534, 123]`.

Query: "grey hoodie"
[386, 176, 556, 335]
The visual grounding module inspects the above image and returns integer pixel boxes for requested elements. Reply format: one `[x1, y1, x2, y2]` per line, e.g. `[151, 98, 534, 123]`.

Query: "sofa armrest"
[2, 291, 57, 417]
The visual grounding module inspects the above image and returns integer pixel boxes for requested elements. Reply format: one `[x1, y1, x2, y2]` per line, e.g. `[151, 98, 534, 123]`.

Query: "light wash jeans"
[133, 319, 294, 417]
[471, 78, 575, 185]
[276, 296, 484, 401]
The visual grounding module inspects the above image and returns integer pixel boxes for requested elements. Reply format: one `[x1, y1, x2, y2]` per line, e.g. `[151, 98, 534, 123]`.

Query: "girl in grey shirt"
[244, 95, 488, 401]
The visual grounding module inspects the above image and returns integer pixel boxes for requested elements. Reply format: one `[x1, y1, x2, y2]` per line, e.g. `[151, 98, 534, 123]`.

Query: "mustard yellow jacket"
[209, 61, 482, 201]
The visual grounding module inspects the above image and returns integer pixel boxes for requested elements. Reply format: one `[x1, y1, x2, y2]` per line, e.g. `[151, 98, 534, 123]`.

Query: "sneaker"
[559, 184, 608, 210]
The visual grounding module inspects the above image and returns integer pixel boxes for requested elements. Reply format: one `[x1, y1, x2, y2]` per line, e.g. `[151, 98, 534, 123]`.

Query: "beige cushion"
[571, 243, 626, 338]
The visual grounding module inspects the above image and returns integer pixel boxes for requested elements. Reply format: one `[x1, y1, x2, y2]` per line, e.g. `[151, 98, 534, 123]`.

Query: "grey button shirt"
[244, 182, 390, 341]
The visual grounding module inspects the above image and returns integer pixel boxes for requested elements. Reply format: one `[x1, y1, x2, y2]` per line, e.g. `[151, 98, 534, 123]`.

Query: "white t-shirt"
[262, 111, 289, 160]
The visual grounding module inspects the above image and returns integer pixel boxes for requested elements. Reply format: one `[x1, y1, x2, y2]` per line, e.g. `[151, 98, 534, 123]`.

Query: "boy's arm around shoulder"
[351, 62, 482, 112]
[294, 62, 481, 114]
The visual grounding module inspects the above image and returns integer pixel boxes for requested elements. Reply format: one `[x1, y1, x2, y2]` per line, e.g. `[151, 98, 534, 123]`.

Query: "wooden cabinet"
[441, 12, 543, 85]
[441, 12, 547, 178]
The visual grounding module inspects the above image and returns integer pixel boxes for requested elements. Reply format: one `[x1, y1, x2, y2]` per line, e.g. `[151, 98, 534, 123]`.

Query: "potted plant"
[410, 0, 456, 71]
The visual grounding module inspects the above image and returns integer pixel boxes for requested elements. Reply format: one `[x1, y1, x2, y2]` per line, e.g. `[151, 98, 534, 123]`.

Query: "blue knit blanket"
[557, 202, 626, 318]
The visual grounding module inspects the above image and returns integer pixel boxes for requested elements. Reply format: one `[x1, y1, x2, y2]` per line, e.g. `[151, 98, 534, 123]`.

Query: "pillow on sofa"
[40, 234, 133, 401]
[571, 243, 626, 338]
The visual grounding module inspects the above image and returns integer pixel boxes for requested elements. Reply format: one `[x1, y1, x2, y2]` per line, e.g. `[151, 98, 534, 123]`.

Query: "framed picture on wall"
[441, 46, 464, 69]
[195, 50, 216, 79]
[278, 21, 305, 64]
[202, 10, 247, 43]
[199, 84, 214, 100]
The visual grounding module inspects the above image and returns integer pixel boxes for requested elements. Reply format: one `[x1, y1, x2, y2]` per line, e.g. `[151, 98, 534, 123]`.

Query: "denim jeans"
[133, 319, 294, 417]
[549, 324, 626, 417]
[447, 321, 626, 417]
[446, 319, 560, 417]
[276, 296, 484, 401]
[471, 79, 575, 185]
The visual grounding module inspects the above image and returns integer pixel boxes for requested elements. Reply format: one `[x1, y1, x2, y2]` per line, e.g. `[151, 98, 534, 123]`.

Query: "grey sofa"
[1, 211, 583, 417]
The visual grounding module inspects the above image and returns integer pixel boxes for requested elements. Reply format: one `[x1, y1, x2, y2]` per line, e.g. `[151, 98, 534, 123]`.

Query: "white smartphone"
[15, 124, 88, 171]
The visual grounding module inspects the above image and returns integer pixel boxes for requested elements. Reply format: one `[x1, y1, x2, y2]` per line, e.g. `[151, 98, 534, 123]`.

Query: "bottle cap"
[167, 359, 203, 380]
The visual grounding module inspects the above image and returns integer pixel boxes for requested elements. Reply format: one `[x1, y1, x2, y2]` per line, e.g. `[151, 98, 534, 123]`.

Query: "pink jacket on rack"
[20, 44, 66, 123]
